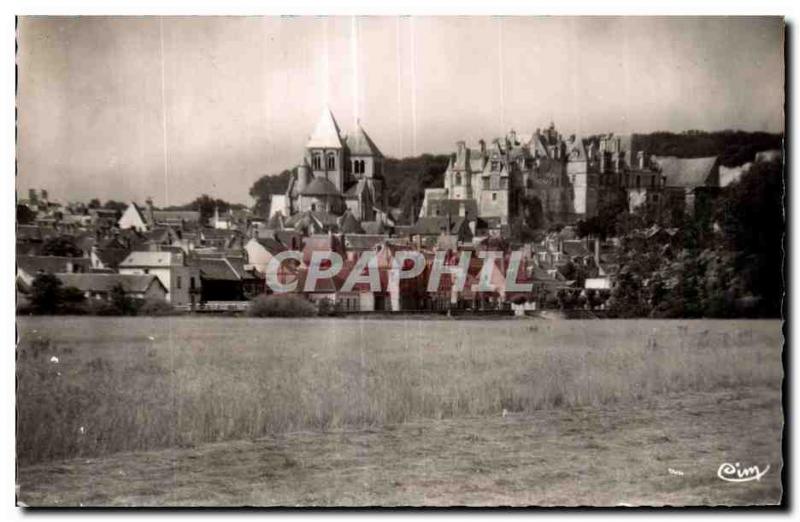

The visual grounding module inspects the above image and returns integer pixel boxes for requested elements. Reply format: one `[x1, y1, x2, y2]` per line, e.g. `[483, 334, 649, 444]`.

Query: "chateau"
[420, 123, 666, 228]
[270, 108, 389, 225]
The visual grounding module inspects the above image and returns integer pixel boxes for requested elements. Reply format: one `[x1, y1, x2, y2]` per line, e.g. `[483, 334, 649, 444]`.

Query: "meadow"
[16, 316, 784, 506]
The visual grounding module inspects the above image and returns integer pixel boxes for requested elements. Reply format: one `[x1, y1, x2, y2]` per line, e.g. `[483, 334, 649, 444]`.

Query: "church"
[270, 108, 388, 225]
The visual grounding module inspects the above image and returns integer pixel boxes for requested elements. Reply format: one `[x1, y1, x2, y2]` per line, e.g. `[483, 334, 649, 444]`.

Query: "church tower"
[305, 107, 346, 192]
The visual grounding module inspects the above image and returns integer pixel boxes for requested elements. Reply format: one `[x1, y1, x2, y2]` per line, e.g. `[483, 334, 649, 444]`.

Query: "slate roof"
[119, 251, 183, 268]
[301, 177, 341, 197]
[55, 273, 166, 294]
[561, 240, 593, 258]
[345, 125, 383, 157]
[192, 257, 241, 281]
[93, 247, 131, 269]
[653, 156, 719, 188]
[339, 212, 365, 234]
[253, 237, 286, 256]
[17, 255, 92, 275]
[306, 107, 344, 149]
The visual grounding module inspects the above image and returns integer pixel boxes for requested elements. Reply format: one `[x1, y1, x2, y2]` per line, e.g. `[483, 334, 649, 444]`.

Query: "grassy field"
[16, 316, 783, 506]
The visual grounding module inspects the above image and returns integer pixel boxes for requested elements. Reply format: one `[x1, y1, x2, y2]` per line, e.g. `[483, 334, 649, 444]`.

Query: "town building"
[117, 250, 200, 306]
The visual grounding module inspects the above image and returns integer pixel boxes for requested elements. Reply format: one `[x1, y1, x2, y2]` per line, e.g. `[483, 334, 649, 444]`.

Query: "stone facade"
[420, 123, 664, 226]
[274, 108, 388, 223]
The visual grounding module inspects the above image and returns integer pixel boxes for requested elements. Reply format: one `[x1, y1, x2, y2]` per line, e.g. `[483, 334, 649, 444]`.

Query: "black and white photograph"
[12, 9, 787, 509]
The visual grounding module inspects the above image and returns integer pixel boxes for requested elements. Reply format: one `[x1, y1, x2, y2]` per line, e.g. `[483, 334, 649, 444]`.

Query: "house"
[411, 216, 473, 248]
[55, 273, 168, 302]
[244, 236, 287, 274]
[652, 156, 720, 216]
[90, 243, 131, 271]
[190, 256, 245, 302]
[16, 255, 92, 291]
[117, 250, 200, 306]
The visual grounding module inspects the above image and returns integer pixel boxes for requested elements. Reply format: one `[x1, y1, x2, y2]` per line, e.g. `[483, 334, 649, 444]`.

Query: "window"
[177, 276, 182, 290]
[326, 154, 336, 170]
[492, 192, 497, 201]
[651, 176, 655, 188]
[312, 154, 322, 170]
[491, 161, 499, 171]
[455, 173, 462, 186]
[311, 203, 317, 212]
[636, 175, 641, 188]
[482, 178, 490, 190]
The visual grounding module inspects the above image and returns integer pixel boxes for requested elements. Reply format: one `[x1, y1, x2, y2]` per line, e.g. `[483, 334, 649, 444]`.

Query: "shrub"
[138, 299, 177, 316]
[248, 294, 316, 318]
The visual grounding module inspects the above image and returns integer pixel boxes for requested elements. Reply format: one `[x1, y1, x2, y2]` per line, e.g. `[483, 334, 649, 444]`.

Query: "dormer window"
[312, 154, 322, 170]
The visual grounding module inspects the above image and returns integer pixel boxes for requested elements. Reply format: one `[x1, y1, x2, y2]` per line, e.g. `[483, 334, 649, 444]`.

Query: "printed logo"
[717, 462, 770, 483]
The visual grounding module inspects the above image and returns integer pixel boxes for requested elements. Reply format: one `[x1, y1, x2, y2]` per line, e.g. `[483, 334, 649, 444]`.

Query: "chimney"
[478, 139, 486, 156]
[637, 151, 645, 170]
[41, 189, 48, 202]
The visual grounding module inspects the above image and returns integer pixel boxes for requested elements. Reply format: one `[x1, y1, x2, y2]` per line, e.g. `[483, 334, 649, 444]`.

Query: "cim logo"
[717, 462, 770, 483]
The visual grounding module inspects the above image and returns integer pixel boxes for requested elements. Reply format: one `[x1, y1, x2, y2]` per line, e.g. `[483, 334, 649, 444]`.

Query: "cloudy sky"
[17, 16, 784, 206]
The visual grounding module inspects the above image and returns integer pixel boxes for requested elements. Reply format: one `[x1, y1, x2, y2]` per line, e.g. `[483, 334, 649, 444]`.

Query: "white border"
[3, 1, 796, 520]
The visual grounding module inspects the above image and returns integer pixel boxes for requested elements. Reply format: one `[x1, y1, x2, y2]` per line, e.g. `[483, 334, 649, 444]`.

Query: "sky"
[17, 16, 784, 206]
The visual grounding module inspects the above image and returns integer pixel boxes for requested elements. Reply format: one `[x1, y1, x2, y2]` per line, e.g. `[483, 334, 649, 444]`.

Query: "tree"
[41, 236, 83, 257]
[249, 170, 293, 218]
[715, 159, 784, 316]
[88, 198, 102, 209]
[109, 283, 136, 315]
[104, 200, 128, 213]
[30, 274, 63, 314]
[17, 204, 36, 225]
[163, 194, 245, 225]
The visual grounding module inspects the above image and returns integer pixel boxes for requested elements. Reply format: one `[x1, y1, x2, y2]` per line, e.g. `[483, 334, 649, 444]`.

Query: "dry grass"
[18, 387, 783, 506]
[16, 317, 783, 467]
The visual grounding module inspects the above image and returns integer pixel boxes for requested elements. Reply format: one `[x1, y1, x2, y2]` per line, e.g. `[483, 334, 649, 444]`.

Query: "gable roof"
[306, 107, 344, 149]
[55, 273, 166, 294]
[346, 125, 383, 157]
[93, 247, 131, 269]
[340, 212, 365, 234]
[653, 156, 719, 188]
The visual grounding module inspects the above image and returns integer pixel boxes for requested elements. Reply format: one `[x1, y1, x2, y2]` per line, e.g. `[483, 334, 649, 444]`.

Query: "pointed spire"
[307, 106, 344, 149]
